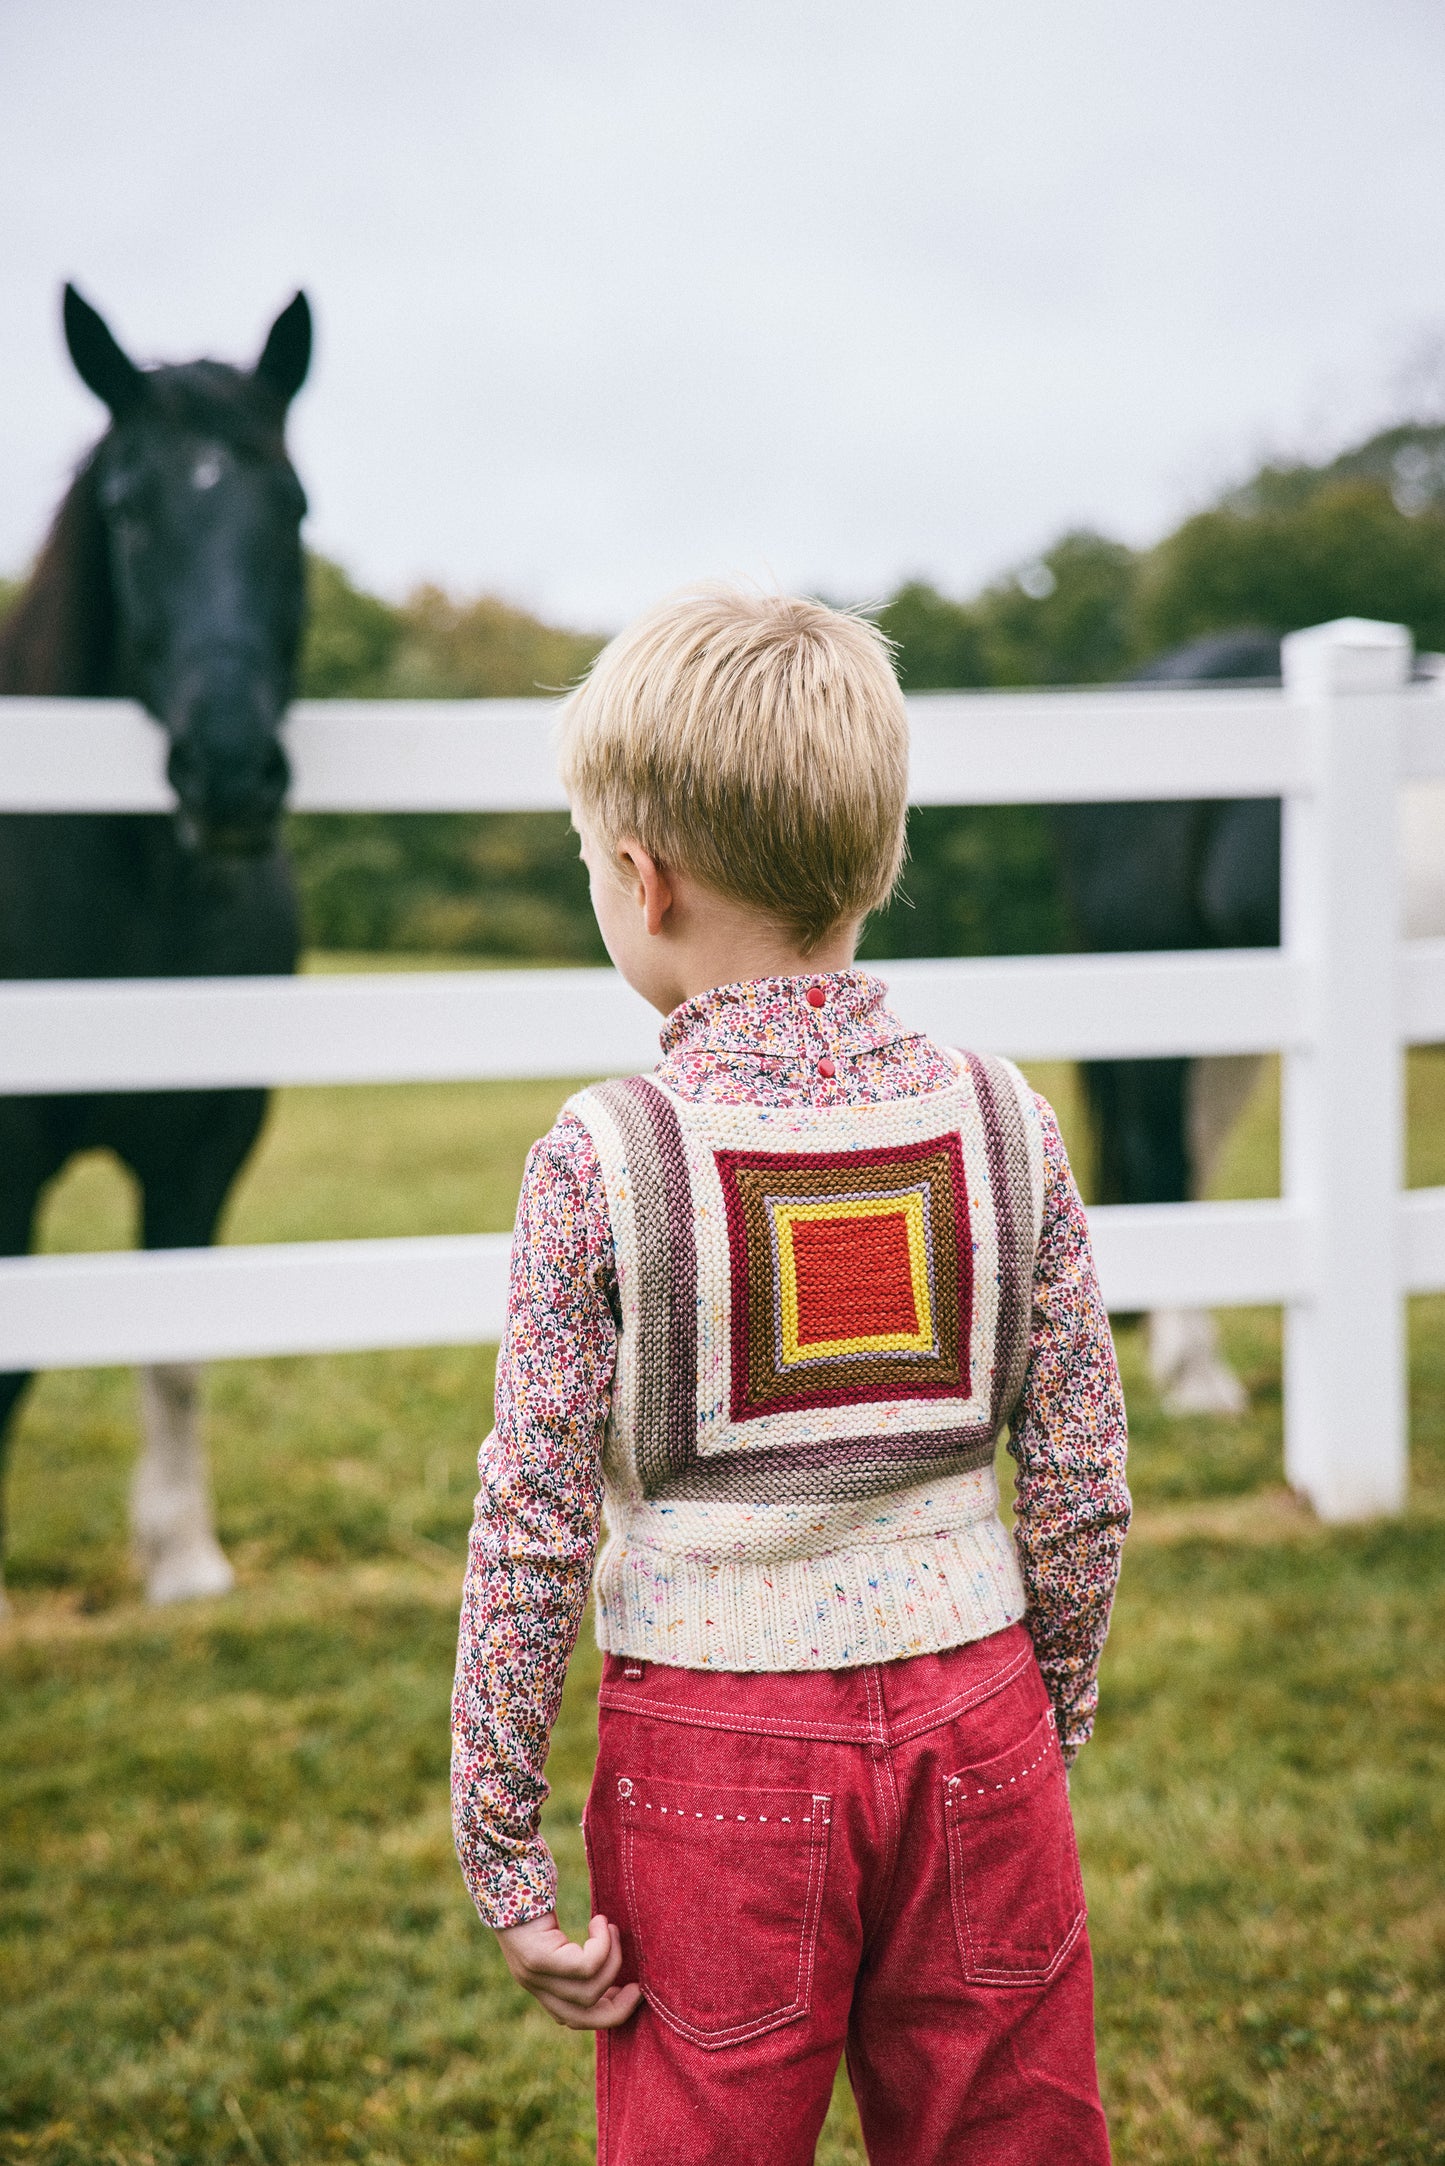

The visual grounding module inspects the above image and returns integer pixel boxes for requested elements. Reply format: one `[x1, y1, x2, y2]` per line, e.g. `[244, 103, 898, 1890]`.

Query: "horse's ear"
[63, 284, 145, 416]
[254, 291, 312, 407]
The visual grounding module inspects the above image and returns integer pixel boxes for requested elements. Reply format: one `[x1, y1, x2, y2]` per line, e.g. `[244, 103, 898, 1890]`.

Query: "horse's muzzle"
[181, 807, 285, 858]
[166, 719, 291, 858]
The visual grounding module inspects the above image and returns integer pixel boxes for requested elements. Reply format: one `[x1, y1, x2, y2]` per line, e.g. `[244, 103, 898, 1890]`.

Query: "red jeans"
[584, 1623, 1109, 2166]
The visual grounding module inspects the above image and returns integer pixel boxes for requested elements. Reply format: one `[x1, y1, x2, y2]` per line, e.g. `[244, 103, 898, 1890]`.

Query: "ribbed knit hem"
[593, 1515, 1027, 1673]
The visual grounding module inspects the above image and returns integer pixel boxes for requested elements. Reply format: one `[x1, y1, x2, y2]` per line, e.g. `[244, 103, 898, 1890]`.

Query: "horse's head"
[64, 284, 312, 855]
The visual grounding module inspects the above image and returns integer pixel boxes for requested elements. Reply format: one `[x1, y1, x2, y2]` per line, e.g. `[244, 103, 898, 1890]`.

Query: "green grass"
[2, 1014, 1443, 2162]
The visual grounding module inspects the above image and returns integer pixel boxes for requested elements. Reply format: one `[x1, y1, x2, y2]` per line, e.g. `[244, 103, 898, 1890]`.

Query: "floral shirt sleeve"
[450, 1111, 615, 1929]
[1008, 1096, 1131, 1762]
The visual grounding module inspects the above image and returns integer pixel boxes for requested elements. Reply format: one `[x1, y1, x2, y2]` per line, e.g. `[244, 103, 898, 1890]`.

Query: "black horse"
[0, 286, 311, 1606]
[1053, 630, 1283, 1410]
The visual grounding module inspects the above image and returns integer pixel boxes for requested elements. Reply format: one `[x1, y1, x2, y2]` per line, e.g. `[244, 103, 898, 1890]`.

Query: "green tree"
[297, 559, 605, 702]
[1134, 479, 1445, 657]
[975, 530, 1139, 687]
[289, 566, 607, 959]
[859, 804, 1065, 963]
[289, 808, 604, 961]
[299, 556, 403, 697]
[875, 535, 1138, 696]
[17, 413, 1445, 965]
[1223, 421, 1445, 518]
[866, 542, 1134, 962]
[386, 586, 604, 699]
[873, 581, 988, 690]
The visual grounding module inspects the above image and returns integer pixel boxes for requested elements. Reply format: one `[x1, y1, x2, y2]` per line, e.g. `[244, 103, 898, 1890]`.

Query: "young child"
[451, 589, 1130, 2165]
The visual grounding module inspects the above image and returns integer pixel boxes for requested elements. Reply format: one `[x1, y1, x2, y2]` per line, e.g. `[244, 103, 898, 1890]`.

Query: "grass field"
[2, 980, 1443, 2164]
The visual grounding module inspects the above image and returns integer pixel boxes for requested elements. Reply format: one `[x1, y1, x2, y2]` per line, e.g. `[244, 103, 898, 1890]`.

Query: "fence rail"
[3, 616, 1443, 1520]
[0, 1205, 1303, 1369]
[5, 940, 1445, 1087]
[0, 951, 1310, 1089]
[1, 681, 1441, 815]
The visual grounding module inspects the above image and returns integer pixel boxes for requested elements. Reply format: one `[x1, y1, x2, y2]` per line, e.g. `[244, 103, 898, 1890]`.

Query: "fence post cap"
[1282, 617, 1413, 698]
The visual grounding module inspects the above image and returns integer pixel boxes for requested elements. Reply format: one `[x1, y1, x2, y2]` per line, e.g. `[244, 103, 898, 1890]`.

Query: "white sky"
[2, 0, 1443, 627]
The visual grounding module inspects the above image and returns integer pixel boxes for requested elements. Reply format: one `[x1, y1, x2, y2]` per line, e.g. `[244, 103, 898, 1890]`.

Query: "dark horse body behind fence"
[1052, 631, 1284, 1414]
[0, 286, 311, 1608]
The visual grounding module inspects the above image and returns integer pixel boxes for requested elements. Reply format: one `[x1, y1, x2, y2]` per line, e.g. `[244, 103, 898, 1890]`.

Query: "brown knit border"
[728, 1149, 964, 1411]
[717, 1130, 973, 1422]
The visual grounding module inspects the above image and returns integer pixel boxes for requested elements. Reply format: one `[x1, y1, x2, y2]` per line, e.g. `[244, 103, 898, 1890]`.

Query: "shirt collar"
[658, 970, 908, 1062]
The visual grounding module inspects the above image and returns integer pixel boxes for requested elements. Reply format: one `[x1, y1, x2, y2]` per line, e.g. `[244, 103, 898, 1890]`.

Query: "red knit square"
[791, 1210, 919, 1347]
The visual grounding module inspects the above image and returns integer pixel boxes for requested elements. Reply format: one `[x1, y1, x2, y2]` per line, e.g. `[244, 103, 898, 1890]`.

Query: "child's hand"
[496, 1912, 642, 2030]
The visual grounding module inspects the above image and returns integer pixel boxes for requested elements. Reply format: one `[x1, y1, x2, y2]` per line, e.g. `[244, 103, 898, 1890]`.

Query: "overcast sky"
[2, 0, 1443, 627]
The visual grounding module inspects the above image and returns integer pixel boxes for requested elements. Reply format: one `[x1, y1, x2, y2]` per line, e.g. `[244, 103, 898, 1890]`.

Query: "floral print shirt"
[452, 971, 1130, 1928]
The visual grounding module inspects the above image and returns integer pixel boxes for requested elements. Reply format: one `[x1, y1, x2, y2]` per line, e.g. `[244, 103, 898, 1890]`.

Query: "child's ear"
[618, 840, 673, 936]
[640, 859, 673, 937]
[614, 841, 644, 896]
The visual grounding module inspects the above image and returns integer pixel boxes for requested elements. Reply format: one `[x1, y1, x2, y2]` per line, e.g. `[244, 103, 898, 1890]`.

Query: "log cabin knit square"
[565, 1048, 1045, 1672]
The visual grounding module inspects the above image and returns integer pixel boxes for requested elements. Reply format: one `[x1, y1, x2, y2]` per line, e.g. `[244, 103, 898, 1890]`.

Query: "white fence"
[3, 615, 1444, 1522]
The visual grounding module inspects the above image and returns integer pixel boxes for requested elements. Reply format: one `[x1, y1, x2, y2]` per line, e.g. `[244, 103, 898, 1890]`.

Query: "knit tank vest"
[567, 1048, 1046, 1673]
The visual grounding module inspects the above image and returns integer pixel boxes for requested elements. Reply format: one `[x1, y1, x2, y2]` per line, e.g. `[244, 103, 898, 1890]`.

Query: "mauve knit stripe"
[992, 1062, 1041, 1419]
[650, 1426, 997, 1505]
[599, 1077, 698, 1493]
[965, 1053, 1035, 1427]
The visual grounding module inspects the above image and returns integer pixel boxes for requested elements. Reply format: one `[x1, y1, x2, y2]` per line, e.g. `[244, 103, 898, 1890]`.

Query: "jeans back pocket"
[943, 1706, 1085, 1987]
[614, 1773, 831, 2048]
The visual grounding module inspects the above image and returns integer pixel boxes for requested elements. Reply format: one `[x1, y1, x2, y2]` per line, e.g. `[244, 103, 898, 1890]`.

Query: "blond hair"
[557, 587, 908, 949]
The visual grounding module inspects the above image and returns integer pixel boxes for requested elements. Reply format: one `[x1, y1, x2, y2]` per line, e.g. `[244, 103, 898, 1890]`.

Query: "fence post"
[1280, 616, 1413, 1518]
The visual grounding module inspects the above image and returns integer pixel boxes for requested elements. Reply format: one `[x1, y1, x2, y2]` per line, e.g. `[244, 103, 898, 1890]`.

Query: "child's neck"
[671, 935, 853, 1009]
[667, 924, 858, 1010]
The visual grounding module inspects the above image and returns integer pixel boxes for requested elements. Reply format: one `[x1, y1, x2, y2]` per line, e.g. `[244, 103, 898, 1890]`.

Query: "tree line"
[6, 422, 1444, 961]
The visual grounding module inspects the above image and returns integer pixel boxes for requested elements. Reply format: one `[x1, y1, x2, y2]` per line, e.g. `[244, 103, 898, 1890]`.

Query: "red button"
[818, 1056, 836, 1078]
[806, 986, 826, 1008]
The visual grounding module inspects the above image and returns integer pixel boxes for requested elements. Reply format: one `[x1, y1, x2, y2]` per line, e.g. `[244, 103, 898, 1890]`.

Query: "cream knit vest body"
[568, 1049, 1045, 1672]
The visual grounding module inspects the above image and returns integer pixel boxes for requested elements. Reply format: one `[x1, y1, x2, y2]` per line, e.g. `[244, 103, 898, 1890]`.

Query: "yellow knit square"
[773, 1191, 934, 1362]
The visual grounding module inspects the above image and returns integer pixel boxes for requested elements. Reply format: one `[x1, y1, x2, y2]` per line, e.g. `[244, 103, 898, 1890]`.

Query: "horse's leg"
[132, 1360, 232, 1603]
[120, 1087, 269, 1606]
[0, 1104, 78, 1616]
[0, 1373, 35, 1621]
[1080, 1057, 1191, 1207]
[1145, 1054, 1266, 1417]
[1188, 1054, 1265, 1197]
[1146, 1309, 1248, 1417]
[1080, 1057, 1249, 1415]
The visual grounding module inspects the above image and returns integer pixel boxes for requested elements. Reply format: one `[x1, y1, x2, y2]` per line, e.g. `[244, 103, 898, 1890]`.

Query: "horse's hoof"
[145, 1542, 236, 1606]
[1160, 1365, 1249, 1418]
